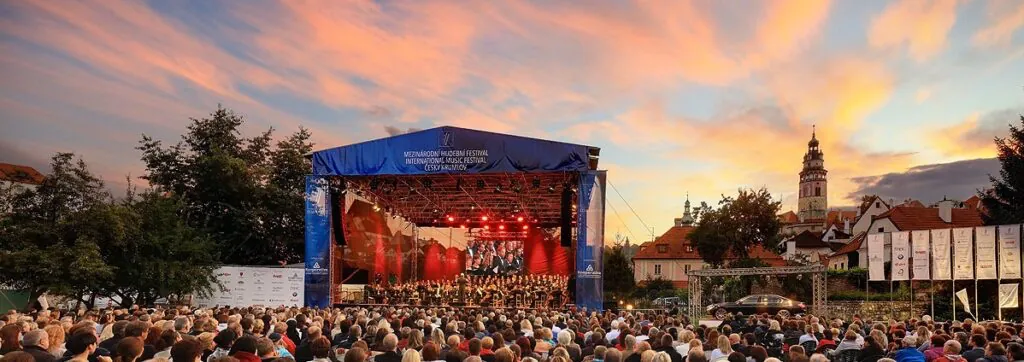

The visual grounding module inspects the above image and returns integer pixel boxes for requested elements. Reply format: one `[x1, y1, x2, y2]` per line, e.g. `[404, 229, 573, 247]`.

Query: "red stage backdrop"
[340, 197, 570, 282]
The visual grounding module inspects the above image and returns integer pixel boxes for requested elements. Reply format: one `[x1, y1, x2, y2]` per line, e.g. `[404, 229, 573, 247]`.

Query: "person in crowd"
[710, 335, 733, 362]
[255, 337, 279, 362]
[896, 336, 926, 362]
[1005, 343, 1024, 362]
[835, 331, 862, 354]
[65, 330, 106, 362]
[44, 324, 66, 358]
[172, 339, 206, 362]
[935, 340, 963, 362]
[209, 329, 238, 362]
[112, 337, 144, 362]
[154, 329, 181, 360]
[1, 351, 36, 362]
[789, 346, 809, 362]
[965, 335, 990, 362]
[925, 335, 947, 362]
[0, 324, 23, 355]
[978, 343, 1009, 362]
[22, 329, 56, 362]
[229, 336, 262, 362]
[375, 334, 402, 362]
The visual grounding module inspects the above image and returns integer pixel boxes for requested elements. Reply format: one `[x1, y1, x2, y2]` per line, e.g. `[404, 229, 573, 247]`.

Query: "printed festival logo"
[440, 130, 454, 148]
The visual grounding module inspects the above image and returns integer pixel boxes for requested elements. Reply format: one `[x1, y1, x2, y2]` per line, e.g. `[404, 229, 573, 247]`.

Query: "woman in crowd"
[0, 324, 23, 355]
[44, 324, 66, 358]
[710, 335, 733, 362]
[113, 337, 144, 362]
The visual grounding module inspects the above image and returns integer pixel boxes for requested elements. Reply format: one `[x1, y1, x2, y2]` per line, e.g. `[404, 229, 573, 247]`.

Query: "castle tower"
[676, 193, 695, 227]
[798, 126, 827, 221]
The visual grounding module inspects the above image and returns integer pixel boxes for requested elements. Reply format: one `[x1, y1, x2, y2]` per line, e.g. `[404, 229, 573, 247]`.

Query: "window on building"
[686, 245, 693, 252]
[878, 227, 884, 232]
[841, 262, 845, 269]
[815, 187, 821, 196]
[875, 202, 880, 208]
[684, 264, 691, 273]
[657, 245, 667, 253]
[654, 264, 662, 275]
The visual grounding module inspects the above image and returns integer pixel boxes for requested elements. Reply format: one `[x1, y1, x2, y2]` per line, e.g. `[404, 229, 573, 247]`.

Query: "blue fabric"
[311, 126, 592, 176]
[895, 347, 926, 362]
[575, 171, 606, 311]
[304, 176, 332, 307]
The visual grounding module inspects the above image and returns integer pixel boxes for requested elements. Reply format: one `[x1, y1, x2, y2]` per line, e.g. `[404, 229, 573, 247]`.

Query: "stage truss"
[686, 265, 828, 322]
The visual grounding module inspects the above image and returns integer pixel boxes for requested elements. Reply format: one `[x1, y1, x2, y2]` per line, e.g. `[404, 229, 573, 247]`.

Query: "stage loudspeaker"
[560, 187, 572, 247]
[330, 178, 346, 246]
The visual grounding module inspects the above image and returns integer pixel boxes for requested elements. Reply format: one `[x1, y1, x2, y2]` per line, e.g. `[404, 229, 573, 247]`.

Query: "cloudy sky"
[1, 0, 1023, 243]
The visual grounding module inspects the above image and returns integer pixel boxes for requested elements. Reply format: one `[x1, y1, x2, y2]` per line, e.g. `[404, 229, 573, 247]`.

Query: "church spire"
[680, 192, 695, 226]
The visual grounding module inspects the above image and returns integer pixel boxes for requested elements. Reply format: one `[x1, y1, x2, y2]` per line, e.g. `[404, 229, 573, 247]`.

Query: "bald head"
[24, 329, 49, 349]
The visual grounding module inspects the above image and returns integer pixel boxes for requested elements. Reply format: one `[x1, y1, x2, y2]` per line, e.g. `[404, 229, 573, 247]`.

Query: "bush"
[829, 290, 910, 302]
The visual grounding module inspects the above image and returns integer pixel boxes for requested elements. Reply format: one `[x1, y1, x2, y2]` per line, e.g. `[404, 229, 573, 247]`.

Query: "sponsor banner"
[891, 231, 910, 281]
[194, 266, 304, 308]
[868, 233, 886, 281]
[953, 228, 974, 280]
[912, 230, 930, 280]
[1000, 225, 1022, 279]
[575, 171, 605, 311]
[1001, 283, 1020, 309]
[305, 176, 331, 308]
[932, 229, 952, 280]
[976, 226, 997, 280]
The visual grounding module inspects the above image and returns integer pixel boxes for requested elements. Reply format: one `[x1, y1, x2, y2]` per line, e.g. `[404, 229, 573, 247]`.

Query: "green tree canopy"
[603, 244, 636, 301]
[981, 115, 1024, 224]
[138, 106, 313, 265]
[689, 188, 783, 266]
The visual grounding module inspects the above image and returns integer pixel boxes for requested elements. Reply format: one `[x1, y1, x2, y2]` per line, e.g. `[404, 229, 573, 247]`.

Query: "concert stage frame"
[304, 126, 607, 311]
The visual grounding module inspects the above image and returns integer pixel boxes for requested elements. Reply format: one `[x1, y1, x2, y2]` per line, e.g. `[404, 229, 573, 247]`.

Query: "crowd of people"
[366, 275, 570, 308]
[465, 239, 525, 276]
[2, 304, 1024, 362]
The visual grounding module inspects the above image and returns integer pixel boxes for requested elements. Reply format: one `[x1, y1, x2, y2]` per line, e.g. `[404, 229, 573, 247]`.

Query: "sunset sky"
[2, 0, 1023, 243]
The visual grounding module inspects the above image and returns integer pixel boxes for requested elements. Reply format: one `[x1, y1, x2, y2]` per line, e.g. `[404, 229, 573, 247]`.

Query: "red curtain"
[523, 230, 571, 275]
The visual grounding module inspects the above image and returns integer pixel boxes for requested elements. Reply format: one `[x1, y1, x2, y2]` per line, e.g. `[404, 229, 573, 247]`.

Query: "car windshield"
[737, 296, 760, 303]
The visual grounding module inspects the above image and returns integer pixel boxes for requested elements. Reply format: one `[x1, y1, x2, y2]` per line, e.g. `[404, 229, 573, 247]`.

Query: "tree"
[980, 115, 1024, 224]
[0, 153, 114, 309]
[858, 194, 880, 213]
[689, 188, 783, 266]
[138, 106, 314, 265]
[94, 189, 219, 306]
[603, 245, 636, 301]
[634, 277, 676, 299]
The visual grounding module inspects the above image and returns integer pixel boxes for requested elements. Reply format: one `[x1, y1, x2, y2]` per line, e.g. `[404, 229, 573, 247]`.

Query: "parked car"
[706, 294, 806, 319]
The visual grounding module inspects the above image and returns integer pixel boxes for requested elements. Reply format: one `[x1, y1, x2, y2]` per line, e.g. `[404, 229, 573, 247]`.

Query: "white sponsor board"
[891, 231, 910, 281]
[953, 228, 974, 280]
[912, 230, 930, 280]
[1000, 225, 1022, 279]
[932, 229, 952, 280]
[1001, 283, 1020, 309]
[194, 266, 304, 308]
[976, 226, 997, 280]
[868, 233, 886, 281]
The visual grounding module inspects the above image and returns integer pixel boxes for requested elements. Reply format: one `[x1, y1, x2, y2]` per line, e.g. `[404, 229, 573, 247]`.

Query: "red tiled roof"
[873, 206, 984, 231]
[826, 210, 858, 225]
[0, 163, 45, 185]
[896, 200, 926, 208]
[790, 230, 829, 248]
[964, 195, 981, 210]
[632, 225, 785, 266]
[778, 211, 799, 224]
[830, 232, 866, 257]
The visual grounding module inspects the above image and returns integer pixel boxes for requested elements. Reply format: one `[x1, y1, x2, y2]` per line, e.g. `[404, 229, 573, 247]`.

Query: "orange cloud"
[973, 0, 1024, 48]
[868, 0, 961, 61]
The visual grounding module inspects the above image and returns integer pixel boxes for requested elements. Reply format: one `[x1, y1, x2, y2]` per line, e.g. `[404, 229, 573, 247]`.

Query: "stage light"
[447, 216, 455, 222]
[482, 216, 489, 221]
[547, 186, 555, 193]
[372, 204, 381, 212]
[460, 224, 467, 229]
[522, 225, 529, 230]
[517, 216, 524, 222]
[340, 189, 348, 195]
[498, 225, 505, 230]
[494, 186, 502, 193]
[484, 225, 490, 230]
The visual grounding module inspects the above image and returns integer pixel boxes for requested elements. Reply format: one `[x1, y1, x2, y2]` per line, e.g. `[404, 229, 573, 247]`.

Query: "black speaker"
[330, 178, 346, 246]
[560, 187, 572, 247]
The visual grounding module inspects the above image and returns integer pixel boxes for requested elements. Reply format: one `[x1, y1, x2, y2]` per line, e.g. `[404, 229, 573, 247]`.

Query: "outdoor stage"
[303, 126, 608, 310]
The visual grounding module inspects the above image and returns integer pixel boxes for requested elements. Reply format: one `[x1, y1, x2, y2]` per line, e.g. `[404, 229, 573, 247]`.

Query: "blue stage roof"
[311, 126, 599, 176]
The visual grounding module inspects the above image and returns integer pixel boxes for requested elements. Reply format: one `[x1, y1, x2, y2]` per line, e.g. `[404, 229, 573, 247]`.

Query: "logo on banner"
[898, 254, 904, 260]
[579, 263, 601, 279]
[313, 262, 321, 269]
[586, 264, 594, 272]
[440, 131, 454, 148]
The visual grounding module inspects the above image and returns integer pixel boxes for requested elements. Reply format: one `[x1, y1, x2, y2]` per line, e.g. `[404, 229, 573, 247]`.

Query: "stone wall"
[820, 301, 930, 321]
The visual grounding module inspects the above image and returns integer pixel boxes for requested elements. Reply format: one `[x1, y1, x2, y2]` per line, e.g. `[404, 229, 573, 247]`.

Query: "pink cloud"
[868, 0, 962, 61]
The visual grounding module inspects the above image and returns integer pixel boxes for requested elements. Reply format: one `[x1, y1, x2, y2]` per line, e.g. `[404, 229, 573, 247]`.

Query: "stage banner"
[194, 266, 304, 308]
[575, 171, 605, 311]
[304, 176, 331, 308]
[999, 225, 1022, 279]
[976, 226, 997, 280]
[1000, 283, 1019, 308]
[867, 233, 885, 281]
[311, 126, 592, 176]
[912, 230, 930, 280]
[953, 227, 974, 280]
[892, 231, 910, 281]
[932, 229, 952, 280]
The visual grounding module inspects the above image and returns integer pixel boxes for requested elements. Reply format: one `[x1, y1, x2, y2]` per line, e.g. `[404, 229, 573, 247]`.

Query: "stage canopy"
[310, 126, 600, 176]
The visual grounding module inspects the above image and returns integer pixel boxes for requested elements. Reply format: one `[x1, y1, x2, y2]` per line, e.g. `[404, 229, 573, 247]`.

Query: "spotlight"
[482, 215, 489, 222]
[499, 225, 505, 230]
[547, 186, 555, 193]
[517, 216, 524, 222]
[460, 224, 467, 229]
[522, 225, 529, 230]
[494, 186, 502, 193]
[447, 216, 455, 222]
[372, 204, 381, 212]
[484, 225, 490, 230]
